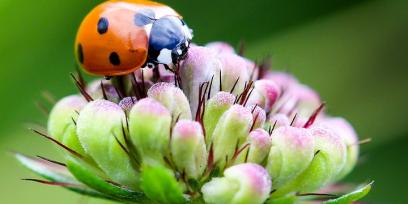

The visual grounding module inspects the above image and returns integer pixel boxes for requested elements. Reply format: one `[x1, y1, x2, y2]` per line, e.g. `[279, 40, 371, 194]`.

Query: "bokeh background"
[1, 0, 407, 203]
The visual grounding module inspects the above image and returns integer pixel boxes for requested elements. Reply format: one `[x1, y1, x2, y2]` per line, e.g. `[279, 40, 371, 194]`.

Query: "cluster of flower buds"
[17, 42, 371, 204]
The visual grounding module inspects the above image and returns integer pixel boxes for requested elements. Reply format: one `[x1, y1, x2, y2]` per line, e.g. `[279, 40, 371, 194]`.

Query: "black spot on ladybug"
[109, 52, 121, 65]
[97, 17, 109, 34]
[77, 44, 84, 64]
[134, 9, 155, 26]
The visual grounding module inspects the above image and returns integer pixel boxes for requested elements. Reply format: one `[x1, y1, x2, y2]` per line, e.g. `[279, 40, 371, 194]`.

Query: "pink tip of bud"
[206, 41, 236, 54]
[118, 97, 137, 112]
[133, 98, 170, 116]
[275, 126, 313, 149]
[249, 129, 272, 150]
[269, 113, 291, 127]
[248, 105, 266, 129]
[226, 163, 271, 197]
[212, 92, 236, 106]
[173, 120, 203, 139]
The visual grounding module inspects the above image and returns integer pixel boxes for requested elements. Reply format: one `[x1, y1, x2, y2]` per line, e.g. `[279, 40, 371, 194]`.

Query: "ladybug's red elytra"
[75, 0, 193, 76]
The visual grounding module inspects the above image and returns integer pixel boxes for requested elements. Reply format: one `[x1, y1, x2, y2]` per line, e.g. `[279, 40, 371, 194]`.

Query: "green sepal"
[323, 181, 373, 204]
[15, 153, 111, 200]
[66, 158, 147, 203]
[140, 165, 186, 204]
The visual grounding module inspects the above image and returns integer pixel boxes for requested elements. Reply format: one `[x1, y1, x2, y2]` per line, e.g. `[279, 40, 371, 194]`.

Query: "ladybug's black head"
[147, 16, 193, 65]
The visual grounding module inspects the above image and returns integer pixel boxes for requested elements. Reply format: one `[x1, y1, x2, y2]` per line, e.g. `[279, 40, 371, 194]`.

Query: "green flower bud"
[203, 92, 235, 146]
[48, 95, 87, 155]
[212, 105, 253, 167]
[76, 99, 138, 189]
[273, 126, 347, 196]
[128, 98, 172, 165]
[320, 117, 358, 181]
[246, 129, 272, 164]
[310, 126, 347, 183]
[147, 82, 192, 121]
[266, 127, 314, 189]
[202, 163, 271, 204]
[171, 120, 207, 179]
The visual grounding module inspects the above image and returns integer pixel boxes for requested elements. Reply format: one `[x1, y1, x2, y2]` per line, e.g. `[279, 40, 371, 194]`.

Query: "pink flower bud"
[248, 105, 266, 130]
[247, 79, 281, 113]
[179, 46, 222, 115]
[219, 53, 250, 95]
[118, 96, 137, 113]
[206, 41, 235, 54]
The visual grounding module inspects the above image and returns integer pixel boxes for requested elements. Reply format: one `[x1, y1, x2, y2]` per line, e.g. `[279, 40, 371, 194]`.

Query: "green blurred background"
[1, 0, 407, 203]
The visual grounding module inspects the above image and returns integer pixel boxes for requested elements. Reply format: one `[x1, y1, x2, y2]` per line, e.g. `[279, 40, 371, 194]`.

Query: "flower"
[16, 43, 371, 204]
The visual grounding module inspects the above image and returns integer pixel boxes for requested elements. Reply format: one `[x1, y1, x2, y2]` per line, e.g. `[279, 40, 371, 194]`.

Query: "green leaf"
[140, 165, 186, 204]
[266, 194, 297, 204]
[15, 153, 110, 200]
[66, 158, 147, 203]
[323, 181, 374, 204]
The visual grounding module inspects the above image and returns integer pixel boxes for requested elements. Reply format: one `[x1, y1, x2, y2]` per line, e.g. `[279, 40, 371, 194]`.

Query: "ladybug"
[75, 0, 193, 76]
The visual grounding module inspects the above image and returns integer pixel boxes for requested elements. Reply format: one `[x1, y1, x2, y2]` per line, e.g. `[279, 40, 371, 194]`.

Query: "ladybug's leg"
[152, 63, 161, 82]
[163, 64, 175, 73]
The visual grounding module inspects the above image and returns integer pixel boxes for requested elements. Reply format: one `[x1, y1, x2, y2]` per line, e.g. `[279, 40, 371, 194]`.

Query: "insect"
[75, 0, 193, 76]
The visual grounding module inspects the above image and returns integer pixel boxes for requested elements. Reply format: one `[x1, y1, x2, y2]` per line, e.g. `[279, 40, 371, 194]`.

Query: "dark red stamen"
[31, 128, 83, 159]
[303, 103, 326, 128]
[70, 73, 93, 102]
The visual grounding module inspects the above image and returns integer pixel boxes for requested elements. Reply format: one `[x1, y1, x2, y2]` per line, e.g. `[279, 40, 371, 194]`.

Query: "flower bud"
[248, 105, 266, 130]
[273, 126, 347, 196]
[212, 105, 253, 167]
[128, 98, 172, 165]
[320, 117, 359, 180]
[48, 95, 87, 155]
[263, 71, 298, 90]
[76, 99, 138, 189]
[171, 120, 207, 179]
[147, 82, 192, 121]
[202, 163, 271, 204]
[246, 129, 272, 164]
[86, 79, 120, 103]
[246, 79, 281, 113]
[310, 126, 347, 182]
[276, 83, 320, 118]
[203, 92, 235, 146]
[206, 41, 235, 54]
[266, 127, 314, 189]
[269, 113, 291, 128]
[118, 96, 137, 113]
[219, 53, 250, 95]
[179, 46, 222, 115]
